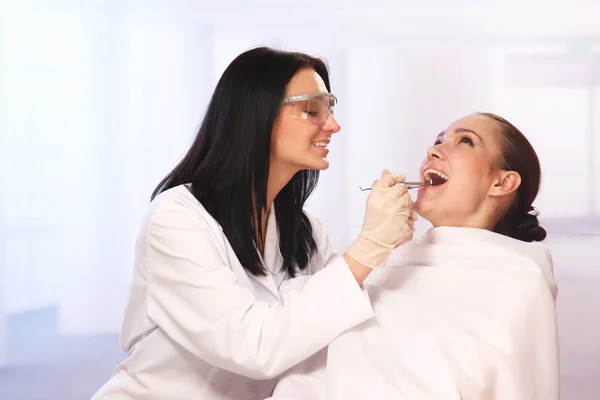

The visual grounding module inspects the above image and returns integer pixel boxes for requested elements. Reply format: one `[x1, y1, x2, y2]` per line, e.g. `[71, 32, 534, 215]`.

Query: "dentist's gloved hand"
[346, 169, 415, 269]
[397, 209, 418, 249]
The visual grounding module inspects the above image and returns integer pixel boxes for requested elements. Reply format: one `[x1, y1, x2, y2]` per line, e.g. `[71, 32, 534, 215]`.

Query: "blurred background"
[0, 0, 598, 398]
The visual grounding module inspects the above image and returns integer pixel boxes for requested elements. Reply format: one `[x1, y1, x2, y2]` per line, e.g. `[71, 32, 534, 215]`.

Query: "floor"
[0, 308, 125, 400]
[0, 232, 599, 399]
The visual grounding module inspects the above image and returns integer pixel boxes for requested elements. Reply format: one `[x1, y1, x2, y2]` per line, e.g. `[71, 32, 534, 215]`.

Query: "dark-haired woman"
[91, 47, 417, 399]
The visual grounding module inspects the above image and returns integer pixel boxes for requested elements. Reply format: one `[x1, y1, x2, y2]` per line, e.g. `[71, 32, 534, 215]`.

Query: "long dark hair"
[151, 47, 331, 276]
[479, 112, 547, 242]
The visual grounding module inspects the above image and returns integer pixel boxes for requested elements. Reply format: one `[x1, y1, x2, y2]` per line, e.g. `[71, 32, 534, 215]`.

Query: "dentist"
[91, 47, 416, 400]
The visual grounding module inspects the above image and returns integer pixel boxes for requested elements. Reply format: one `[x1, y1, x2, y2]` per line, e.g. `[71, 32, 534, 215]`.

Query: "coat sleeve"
[144, 202, 374, 380]
[266, 348, 327, 400]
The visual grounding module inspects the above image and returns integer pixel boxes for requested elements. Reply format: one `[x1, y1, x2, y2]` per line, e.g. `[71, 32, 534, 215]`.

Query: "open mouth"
[423, 168, 448, 186]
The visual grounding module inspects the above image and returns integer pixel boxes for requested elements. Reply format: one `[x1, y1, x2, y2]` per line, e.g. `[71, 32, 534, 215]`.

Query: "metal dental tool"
[358, 179, 432, 191]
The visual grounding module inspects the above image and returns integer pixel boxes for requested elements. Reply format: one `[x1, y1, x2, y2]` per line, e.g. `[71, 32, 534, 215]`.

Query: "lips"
[423, 168, 448, 186]
[311, 135, 331, 149]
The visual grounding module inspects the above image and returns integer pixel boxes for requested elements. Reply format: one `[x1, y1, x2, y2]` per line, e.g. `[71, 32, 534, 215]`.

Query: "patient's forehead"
[445, 114, 499, 141]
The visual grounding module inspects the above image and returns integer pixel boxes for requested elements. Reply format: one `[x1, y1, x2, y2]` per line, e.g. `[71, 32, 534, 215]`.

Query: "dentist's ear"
[490, 171, 521, 197]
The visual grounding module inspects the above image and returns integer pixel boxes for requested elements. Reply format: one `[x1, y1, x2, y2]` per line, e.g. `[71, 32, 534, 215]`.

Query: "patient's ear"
[489, 171, 521, 198]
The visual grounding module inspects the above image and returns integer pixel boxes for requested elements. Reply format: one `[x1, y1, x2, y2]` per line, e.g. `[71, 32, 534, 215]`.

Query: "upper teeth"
[424, 169, 448, 184]
[313, 142, 328, 148]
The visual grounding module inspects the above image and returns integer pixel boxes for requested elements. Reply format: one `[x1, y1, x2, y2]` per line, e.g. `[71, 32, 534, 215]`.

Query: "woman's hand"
[346, 169, 416, 271]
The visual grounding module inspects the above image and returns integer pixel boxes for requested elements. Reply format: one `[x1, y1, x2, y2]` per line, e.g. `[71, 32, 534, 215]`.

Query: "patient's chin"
[413, 199, 429, 218]
[414, 197, 443, 226]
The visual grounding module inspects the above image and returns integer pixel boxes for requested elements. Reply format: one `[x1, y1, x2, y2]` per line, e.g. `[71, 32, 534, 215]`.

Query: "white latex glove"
[396, 208, 418, 248]
[346, 169, 416, 269]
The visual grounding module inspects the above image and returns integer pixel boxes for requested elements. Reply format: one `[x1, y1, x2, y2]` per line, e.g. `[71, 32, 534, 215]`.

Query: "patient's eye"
[459, 135, 474, 146]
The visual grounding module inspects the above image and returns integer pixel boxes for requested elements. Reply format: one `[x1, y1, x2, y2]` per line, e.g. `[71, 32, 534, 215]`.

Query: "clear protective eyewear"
[281, 93, 337, 126]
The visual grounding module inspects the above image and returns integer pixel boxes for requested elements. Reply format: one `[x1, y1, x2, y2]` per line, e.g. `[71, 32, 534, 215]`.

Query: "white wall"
[1, 0, 599, 381]
[594, 86, 600, 214]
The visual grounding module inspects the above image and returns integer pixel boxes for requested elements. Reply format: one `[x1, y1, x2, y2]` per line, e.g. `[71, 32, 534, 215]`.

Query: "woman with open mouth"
[269, 112, 559, 400]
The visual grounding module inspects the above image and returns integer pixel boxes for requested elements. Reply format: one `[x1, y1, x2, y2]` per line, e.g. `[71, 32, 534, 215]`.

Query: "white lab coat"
[270, 227, 560, 400]
[91, 184, 374, 400]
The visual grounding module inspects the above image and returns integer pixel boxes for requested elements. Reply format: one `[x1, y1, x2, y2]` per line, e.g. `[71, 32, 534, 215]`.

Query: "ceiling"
[7, 0, 600, 41]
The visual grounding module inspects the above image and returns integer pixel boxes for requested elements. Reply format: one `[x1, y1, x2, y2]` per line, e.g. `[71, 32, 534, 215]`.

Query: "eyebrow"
[437, 128, 484, 142]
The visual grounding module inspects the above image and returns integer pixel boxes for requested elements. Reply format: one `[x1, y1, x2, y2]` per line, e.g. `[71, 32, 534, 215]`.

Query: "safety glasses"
[281, 93, 337, 126]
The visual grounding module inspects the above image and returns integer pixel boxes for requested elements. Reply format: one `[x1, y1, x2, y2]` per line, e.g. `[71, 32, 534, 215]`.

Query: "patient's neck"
[428, 210, 498, 232]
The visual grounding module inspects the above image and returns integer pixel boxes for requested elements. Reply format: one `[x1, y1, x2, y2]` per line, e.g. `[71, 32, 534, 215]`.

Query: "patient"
[269, 112, 560, 400]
